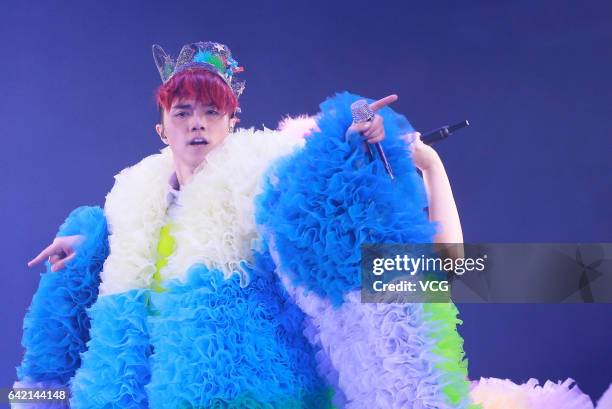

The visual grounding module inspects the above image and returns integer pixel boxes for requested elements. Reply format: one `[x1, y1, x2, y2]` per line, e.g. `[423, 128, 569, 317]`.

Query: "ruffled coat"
[17, 93, 598, 409]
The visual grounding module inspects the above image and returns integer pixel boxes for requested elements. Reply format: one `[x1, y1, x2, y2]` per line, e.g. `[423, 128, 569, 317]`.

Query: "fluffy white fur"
[99, 127, 304, 295]
[277, 115, 319, 138]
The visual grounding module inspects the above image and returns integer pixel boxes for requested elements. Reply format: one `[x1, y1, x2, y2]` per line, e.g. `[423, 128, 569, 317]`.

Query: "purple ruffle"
[278, 271, 470, 409]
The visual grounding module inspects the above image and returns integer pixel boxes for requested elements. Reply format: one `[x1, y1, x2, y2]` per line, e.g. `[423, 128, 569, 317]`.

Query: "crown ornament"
[152, 41, 245, 98]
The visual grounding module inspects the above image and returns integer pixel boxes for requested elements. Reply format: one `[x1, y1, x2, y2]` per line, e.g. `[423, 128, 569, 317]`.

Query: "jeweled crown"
[152, 41, 245, 98]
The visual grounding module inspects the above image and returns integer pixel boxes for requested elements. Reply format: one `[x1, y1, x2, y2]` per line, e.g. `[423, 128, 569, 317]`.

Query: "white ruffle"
[164, 128, 304, 286]
[597, 383, 612, 409]
[100, 149, 174, 295]
[470, 377, 595, 409]
[99, 128, 304, 295]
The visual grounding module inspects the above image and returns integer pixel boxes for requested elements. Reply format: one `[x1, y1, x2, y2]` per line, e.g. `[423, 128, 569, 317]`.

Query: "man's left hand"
[346, 94, 398, 144]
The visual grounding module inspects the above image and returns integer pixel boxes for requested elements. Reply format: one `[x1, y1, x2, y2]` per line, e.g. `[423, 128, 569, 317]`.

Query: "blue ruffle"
[145, 250, 332, 408]
[256, 92, 435, 306]
[69, 290, 152, 408]
[16, 206, 108, 385]
[66, 251, 333, 407]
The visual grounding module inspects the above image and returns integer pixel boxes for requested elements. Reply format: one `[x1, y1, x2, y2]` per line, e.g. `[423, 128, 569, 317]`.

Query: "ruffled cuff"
[16, 206, 109, 385]
[256, 91, 434, 306]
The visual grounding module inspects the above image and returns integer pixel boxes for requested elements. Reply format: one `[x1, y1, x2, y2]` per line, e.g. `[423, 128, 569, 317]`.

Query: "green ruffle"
[424, 303, 481, 409]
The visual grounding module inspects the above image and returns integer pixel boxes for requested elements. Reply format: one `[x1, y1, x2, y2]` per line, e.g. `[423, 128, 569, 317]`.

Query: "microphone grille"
[350, 99, 374, 123]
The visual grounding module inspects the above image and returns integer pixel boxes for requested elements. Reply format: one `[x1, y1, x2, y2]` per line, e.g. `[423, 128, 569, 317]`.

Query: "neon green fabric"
[424, 302, 481, 408]
[152, 223, 175, 293]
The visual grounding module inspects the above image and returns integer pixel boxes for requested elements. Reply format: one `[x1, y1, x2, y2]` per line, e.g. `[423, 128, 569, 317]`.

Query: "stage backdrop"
[1, 0, 611, 401]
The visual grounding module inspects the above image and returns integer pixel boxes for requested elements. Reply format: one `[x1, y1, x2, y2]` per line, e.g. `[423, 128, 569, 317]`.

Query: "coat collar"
[98, 128, 304, 296]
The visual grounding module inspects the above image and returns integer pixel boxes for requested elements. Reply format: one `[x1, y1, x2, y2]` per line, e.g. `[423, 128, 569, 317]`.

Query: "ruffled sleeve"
[256, 92, 476, 408]
[15, 206, 109, 392]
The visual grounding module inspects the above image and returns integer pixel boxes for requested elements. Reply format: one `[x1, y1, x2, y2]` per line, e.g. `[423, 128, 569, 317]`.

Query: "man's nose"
[191, 123, 205, 131]
[190, 113, 207, 131]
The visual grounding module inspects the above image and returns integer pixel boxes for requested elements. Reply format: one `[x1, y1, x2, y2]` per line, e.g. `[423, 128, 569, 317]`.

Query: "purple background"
[2, 0, 611, 401]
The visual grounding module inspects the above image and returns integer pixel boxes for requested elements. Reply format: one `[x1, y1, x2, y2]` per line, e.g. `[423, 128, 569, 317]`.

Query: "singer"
[14, 41, 476, 408]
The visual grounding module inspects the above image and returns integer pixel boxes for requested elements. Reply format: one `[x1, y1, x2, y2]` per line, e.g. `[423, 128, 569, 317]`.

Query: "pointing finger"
[369, 94, 398, 111]
[28, 242, 58, 267]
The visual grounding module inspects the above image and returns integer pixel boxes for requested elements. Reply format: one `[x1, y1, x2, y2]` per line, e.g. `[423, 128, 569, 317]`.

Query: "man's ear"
[156, 123, 168, 144]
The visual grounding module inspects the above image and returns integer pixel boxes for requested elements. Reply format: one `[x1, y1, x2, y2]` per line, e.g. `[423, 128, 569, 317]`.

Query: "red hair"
[155, 68, 238, 115]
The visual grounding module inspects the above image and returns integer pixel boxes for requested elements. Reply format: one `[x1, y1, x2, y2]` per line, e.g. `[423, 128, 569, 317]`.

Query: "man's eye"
[207, 109, 219, 115]
[175, 111, 188, 118]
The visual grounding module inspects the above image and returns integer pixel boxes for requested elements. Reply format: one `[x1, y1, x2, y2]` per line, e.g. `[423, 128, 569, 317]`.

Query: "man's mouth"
[189, 137, 209, 146]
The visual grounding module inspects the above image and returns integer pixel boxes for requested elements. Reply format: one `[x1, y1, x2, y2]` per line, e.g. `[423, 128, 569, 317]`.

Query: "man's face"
[157, 98, 232, 170]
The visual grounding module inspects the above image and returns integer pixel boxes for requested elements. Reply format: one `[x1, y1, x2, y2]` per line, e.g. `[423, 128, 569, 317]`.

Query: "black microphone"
[351, 98, 470, 178]
[421, 120, 470, 145]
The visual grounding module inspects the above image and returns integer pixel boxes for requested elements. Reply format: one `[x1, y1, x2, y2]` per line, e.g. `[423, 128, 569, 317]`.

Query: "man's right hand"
[28, 235, 85, 272]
